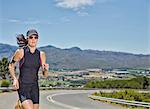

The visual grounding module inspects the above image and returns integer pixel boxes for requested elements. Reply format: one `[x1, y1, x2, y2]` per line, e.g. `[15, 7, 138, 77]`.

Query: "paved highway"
[0, 90, 126, 109]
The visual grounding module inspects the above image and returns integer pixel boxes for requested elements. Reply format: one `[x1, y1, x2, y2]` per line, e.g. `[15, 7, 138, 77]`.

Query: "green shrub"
[0, 79, 10, 87]
[142, 99, 150, 102]
[85, 76, 150, 89]
[93, 89, 150, 103]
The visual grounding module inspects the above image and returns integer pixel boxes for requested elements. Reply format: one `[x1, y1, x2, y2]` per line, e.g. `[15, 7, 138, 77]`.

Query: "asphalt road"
[0, 90, 126, 109]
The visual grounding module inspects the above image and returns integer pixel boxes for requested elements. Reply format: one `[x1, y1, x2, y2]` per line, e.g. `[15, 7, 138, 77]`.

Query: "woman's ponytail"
[16, 34, 28, 47]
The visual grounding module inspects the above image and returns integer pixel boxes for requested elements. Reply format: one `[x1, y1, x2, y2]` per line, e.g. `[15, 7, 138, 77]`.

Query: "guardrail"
[0, 87, 100, 91]
[0, 87, 14, 90]
[88, 95, 150, 108]
[0, 87, 60, 91]
[0, 87, 112, 91]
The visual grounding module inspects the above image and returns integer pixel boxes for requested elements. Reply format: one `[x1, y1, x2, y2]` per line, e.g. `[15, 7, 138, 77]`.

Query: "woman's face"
[27, 35, 38, 47]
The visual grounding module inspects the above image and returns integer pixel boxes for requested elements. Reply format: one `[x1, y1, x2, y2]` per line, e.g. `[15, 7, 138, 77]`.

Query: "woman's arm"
[40, 51, 49, 77]
[9, 48, 23, 89]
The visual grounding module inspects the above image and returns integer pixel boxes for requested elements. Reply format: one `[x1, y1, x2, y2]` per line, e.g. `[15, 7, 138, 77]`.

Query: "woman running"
[9, 29, 49, 109]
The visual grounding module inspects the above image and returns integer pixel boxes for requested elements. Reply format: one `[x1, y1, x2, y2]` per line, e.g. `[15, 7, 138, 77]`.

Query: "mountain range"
[0, 43, 150, 69]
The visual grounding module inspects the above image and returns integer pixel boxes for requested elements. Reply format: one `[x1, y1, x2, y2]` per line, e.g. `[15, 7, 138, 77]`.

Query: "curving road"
[0, 90, 126, 109]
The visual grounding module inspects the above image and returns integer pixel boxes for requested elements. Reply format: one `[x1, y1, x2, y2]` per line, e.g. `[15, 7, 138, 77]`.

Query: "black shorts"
[17, 82, 39, 104]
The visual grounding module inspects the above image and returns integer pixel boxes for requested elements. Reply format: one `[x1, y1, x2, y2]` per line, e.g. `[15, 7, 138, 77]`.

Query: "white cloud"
[6, 19, 52, 25]
[55, 0, 96, 10]
[77, 11, 89, 16]
[8, 19, 21, 23]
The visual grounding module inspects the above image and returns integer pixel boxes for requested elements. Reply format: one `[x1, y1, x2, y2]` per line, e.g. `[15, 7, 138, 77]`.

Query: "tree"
[143, 76, 149, 89]
[0, 57, 10, 79]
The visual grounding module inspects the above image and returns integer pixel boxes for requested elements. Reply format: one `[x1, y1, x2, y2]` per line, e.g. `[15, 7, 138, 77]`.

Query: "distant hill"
[0, 43, 150, 69]
[0, 43, 17, 59]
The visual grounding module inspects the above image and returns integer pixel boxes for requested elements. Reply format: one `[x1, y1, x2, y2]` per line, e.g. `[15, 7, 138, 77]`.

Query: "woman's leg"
[31, 84, 39, 109]
[22, 100, 33, 109]
[33, 104, 39, 109]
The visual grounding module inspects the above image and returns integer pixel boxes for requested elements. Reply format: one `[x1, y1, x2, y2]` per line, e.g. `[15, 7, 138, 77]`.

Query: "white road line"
[47, 91, 88, 109]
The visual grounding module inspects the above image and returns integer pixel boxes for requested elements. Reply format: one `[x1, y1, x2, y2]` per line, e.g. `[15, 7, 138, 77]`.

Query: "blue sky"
[0, 0, 149, 54]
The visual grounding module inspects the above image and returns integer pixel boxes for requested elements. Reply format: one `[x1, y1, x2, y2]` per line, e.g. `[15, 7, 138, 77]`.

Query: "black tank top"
[19, 46, 41, 84]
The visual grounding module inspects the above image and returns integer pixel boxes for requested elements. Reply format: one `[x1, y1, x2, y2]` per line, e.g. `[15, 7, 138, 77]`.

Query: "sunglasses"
[28, 36, 38, 39]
